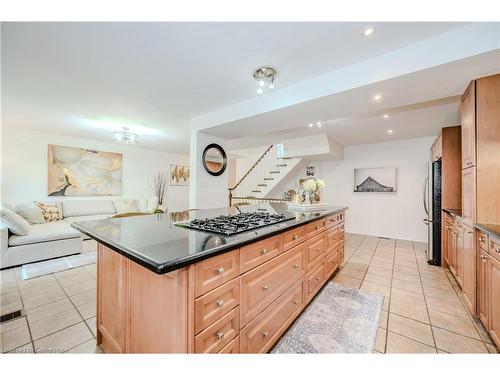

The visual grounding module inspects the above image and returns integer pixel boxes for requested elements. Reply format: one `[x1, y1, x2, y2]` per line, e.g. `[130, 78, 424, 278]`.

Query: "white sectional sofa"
[1, 198, 157, 269]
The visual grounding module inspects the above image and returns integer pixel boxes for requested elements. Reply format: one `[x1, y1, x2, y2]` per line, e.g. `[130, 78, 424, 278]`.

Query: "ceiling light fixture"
[383, 114, 389, 119]
[316, 121, 322, 128]
[253, 66, 277, 95]
[308, 123, 314, 128]
[373, 94, 382, 101]
[114, 127, 139, 144]
[363, 26, 375, 37]
[387, 129, 393, 134]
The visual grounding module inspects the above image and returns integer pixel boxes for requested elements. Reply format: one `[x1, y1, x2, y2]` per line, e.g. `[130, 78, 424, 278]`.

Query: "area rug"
[272, 282, 383, 353]
[21, 251, 96, 280]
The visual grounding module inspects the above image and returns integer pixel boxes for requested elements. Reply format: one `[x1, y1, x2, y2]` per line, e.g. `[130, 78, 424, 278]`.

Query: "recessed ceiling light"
[316, 121, 322, 128]
[363, 27, 375, 37]
[383, 114, 389, 119]
[373, 94, 382, 101]
[254, 66, 277, 95]
[308, 123, 314, 128]
[387, 129, 393, 134]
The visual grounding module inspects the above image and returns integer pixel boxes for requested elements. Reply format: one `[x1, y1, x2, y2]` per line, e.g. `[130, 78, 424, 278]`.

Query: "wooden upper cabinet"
[461, 80, 476, 169]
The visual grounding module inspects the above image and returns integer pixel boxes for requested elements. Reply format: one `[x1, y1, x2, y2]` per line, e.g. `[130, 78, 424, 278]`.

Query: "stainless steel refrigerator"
[423, 160, 441, 266]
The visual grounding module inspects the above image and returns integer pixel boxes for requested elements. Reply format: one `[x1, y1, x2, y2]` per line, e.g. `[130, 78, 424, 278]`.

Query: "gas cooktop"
[177, 211, 295, 236]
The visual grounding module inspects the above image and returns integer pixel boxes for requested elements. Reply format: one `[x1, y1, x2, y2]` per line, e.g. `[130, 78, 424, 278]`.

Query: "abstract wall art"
[170, 164, 190, 186]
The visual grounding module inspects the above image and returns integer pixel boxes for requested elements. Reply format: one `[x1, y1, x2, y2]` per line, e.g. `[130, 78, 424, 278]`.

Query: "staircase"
[228, 144, 302, 206]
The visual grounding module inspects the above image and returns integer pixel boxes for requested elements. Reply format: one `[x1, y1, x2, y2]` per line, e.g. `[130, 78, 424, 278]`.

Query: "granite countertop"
[442, 208, 463, 218]
[474, 223, 500, 238]
[72, 203, 348, 274]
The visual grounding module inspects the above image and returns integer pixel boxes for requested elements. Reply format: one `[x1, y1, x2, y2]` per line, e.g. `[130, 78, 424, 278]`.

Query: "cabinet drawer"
[324, 250, 339, 277]
[240, 280, 303, 353]
[240, 234, 283, 273]
[304, 218, 326, 238]
[194, 307, 239, 353]
[325, 212, 344, 228]
[194, 278, 240, 334]
[218, 336, 239, 354]
[195, 250, 240, 297]
[490, 237, 500, 263]
[304, 262, 326, 303]
[240, 245, 305, 327]
[478, 231, 489, 252]
[283, 226, 306, 250]
[326, 225, 344, 252]
[305, 233, 326, 271]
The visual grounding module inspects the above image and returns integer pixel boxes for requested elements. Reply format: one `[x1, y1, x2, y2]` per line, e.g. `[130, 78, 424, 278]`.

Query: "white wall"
[319, 137, 435, 242]
[1, 128, 190, 211]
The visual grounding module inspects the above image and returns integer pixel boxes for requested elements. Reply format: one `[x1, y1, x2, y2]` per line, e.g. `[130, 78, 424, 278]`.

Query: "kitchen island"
[72, 203, 347, 353]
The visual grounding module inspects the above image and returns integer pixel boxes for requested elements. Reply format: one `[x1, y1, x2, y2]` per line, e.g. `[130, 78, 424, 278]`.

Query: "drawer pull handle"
[467, 230, 473, 234]
[263, 285, 270, 291]
[315, 226, 319, 230]
[292, 264, 300, 269]
[292, 235, 299, 240]
[260, 249, 268, 255]
[261, 331, 269, 338]
[216, 267, 224, 275]
[496, 247, 500, 253]
[292, 300, 299, 305]
[466, 160, 472, 165]
[480, 238, 486, 243]
[480, 255, 488, 260]
[216, 299, 224, 307]
[216, 331, 224, 340]
[315, 277, 321, 281]
[315, 248, 321, 252]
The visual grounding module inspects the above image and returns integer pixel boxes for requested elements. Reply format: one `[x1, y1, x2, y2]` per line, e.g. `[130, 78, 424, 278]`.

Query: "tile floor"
[1, 235, 498, 354]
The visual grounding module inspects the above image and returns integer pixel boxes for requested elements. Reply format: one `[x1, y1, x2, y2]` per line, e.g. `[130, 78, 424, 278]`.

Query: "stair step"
[251, 190, 262, 193]
[279, 157, 292, 160]
[257, 184, 268, 187]
[276, 164, 287, 167]
[270, 171, 280, 174]
[263, 178, 274, 181]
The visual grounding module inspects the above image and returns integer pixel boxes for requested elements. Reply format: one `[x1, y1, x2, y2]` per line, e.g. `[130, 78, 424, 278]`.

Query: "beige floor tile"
[343, 261, 369, 271]
[393, 265, 419, 275]
[332, 275, 362, 289]
[486, 343, 499, 354]
[66, 338, 98, 353]
[392, 271, 421, 284]
[0, 284, 18, 296]
[432, 327, 488, 353]
[85, 317, 97, 337]
[34, 322, 93, 353]
[19, 282, 62, 299]
[57, 272, 95, 288]
[364, 272, 391, 286]
[360, 280, 390, 298]
[389, 290, 429, 324]
[0, 300, 23, 316]
[421, 279, 455, 292]
[425, 296, 469, 319]
[69, 288, 96, 307]
[375, 328, 386, 353]
[428, 309, 481, 340]
[0, 317, 27, 335]
[76, 300, 96, 319]
[0, 324, 31, 353]
[6, 342, 35, 354]
[62, 279, 96, 296]
[423, 285, 460, 301]
[386, 332, 436, 353]
[30, 308, 82, 340]
[25, 298, 74, 324]
[22, 288, 66, 310]
[17, 274, 56, 289]
[391, 278, 423, 295]
[367, 265, 392, 277]
[338, 267, 365, 280]
[388, 313, 434, 346]
[368, 261, 394, 271]
[1, 291, 21, 306]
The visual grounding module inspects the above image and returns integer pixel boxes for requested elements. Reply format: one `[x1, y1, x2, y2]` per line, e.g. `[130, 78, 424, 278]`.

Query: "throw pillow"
[113, 199, 138, 214]
[0, 207, 31, 235]
[35, 201, 63, 222]
[15, 202, 46, 224]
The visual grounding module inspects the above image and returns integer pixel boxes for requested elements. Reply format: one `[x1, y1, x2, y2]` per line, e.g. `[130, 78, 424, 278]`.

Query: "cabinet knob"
[216, 267, 225, 275]
[315, 226, 319, 230]
[260, 248, 268, 255]
[216, 299, 224, 307]
[292, 300, 299, 305]
[262, 285, 270, 291]
[480, 254, 488, 260]
[315, 277, 321, 281]
[466, 160, 472, 165]
[496, 247, 500, 253]
[292, 264, 300, 269]
[292, 235, 299, 240]
[261, 331, 269, 338]
[216, 331, 224, 340]
[467, 230, 473, 234]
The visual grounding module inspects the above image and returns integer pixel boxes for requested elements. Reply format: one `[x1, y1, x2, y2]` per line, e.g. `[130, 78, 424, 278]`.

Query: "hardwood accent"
[240, 234, 283, 273]
[461, 224, 476, 315]
[304, 218, 326, 238]
[489, 255, 500, 347]
[304, 233, 326, 271]
[219, 336, 239, 353]
[462, 167, 476, 227]
[240, 245, 305, 327]
[441, 126, 462, 210]
[283, 226, 306, 251]
[476, 74, 500, 225]
[240, 279, 304, 353]
[304, 261, 326, 304]
[461, 80, 476, 169]
[194, 278, 240, 334]
[194, 307, 239, 353]
[477, 248, 489, 328]
[194, 250, 240, 297]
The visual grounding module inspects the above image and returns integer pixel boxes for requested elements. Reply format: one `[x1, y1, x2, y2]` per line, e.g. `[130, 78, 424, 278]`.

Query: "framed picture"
[48, 145, 122, 196]
[170, 164, 190, 186]
[353, 167, 397, 193]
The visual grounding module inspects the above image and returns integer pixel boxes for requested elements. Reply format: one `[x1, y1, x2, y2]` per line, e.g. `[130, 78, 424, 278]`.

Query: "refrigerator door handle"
[423, 175, 429, 216]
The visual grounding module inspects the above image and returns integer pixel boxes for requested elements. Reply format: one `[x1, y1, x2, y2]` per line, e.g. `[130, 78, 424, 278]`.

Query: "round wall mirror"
[202, 143, 227, 176]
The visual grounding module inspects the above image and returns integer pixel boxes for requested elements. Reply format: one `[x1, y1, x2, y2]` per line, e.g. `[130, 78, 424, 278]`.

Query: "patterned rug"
[272, 282, 383, 353]
[21, 251, 96, 280]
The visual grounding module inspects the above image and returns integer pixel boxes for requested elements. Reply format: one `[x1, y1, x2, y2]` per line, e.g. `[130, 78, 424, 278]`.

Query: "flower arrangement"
[300, 178, 325, 204]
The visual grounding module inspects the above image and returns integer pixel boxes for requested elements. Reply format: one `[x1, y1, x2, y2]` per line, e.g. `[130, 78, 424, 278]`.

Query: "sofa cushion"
[1, 207, 31, 236]
[62, 200, 116, 217]
[15, 202, 46, 224]
[62, 214, 110, 223]
[113, 199, 138, 214]
[8, 221, 81, 246]
[35, 201, 63, 222]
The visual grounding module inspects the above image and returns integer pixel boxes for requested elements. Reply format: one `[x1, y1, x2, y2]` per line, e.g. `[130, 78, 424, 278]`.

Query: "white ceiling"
[2, 22, 468, 153]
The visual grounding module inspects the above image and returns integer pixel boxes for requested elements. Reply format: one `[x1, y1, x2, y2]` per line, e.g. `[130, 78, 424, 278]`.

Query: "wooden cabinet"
[194, 250, 240, 297]
[304, 233, 326, 271]
[461, 80, 476, 169]
[461, 224, 476, 315]
[455, 225, 464, 288]
[462, 167, 476, 226]
[447, 221, 457, 277]
[194, 307, 239, 353]
[489, 255, 500, 347]
[478, 249, 489, 328]
[240, 234, 283, 273]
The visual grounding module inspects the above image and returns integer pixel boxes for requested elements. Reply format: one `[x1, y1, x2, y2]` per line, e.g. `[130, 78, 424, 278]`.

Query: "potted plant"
[151, 172, 168, 213]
